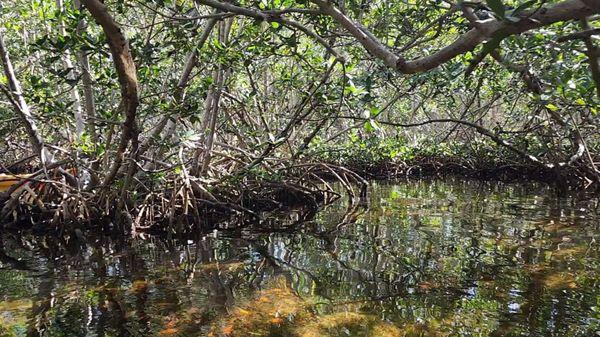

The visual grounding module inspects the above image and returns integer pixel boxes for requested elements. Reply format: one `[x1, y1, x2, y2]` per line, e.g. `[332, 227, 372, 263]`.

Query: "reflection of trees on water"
[26, 272, 53, 337]
[0, 181, 597, 336]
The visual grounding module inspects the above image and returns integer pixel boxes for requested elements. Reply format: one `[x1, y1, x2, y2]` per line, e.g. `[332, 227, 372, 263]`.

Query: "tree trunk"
[80, 0, 140, 188]
[74, 0, 99, 152]
[56, 0, 85, 139]
[0, 33, 52, 164]
[580, 17, 600, 99]
[192, 18, 233, 176]
[199, 68, 226, 175]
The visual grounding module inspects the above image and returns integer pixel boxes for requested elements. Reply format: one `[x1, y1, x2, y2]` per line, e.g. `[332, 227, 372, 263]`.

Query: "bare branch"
[557, 28, 600, 42]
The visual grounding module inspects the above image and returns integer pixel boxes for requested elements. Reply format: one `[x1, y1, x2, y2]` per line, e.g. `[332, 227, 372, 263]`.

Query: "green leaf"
[486, 0, 505, 18]
[212, 38, 224, 50]
[369, 106, 381, 118]
[545, 103, 559, 112]
[481, 35, 503, 56]
[511, 0, 537, 16]
[363, 119, 380, 133]
[465, 32, 505, 76]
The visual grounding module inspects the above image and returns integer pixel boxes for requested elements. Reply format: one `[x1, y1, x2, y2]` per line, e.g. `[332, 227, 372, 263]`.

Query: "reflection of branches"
[251, 243, 331, 300]
[207, 269, 237, 310]
[26, 272, 55, 336]
[324, 202, 368, 235]
[234, 202, 387, 300]
[0, 234, 31, 271]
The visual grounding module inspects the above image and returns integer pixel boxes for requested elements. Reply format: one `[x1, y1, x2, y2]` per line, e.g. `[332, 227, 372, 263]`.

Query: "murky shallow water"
[0, 179, 599, 337]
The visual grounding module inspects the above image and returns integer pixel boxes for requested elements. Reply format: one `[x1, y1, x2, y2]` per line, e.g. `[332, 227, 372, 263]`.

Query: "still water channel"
[0, 179, 598, 337]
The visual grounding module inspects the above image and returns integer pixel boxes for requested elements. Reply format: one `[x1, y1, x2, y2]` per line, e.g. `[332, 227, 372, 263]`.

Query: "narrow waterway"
[0, 179, 598, 337]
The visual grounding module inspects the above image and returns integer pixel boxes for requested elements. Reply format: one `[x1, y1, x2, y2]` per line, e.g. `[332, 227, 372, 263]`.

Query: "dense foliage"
[0, 0, 598, 227]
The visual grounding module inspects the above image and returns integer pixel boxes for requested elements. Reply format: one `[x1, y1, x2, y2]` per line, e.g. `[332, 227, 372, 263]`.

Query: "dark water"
[0, 179, 599, 337]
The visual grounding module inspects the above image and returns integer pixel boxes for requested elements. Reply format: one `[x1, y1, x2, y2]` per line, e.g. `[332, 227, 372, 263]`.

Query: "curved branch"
[312, 0, 599, 73]
[0, 34, 51, 163]
[338, 116, 547, 167]
[195, 0, 342, 60]
[81, 0, 140, 187]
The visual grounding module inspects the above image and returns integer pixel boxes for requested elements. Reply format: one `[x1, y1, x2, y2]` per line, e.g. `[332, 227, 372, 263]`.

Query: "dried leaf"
[158, 328, 179, 335]
[270, 317, 283, 324]
[222, 325, 234, 335]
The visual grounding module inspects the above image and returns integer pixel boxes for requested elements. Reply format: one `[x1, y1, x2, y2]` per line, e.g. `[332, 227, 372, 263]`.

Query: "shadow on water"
[0, 178, 598, 337]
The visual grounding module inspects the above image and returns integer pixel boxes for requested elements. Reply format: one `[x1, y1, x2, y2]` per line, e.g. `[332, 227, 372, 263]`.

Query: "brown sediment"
[208, 276, 404, 337]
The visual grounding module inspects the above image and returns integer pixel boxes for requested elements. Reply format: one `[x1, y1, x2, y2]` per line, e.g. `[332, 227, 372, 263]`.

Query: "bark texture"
[81, 0, 140, 187]
[312, 0, 599, 74]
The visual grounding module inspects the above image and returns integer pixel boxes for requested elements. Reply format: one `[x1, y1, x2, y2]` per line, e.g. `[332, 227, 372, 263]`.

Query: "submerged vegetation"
[0, 0, 599, 230]
[0, 180, 598, 336]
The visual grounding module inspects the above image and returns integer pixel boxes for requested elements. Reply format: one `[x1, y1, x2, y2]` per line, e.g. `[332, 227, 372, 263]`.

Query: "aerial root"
[0, 161, 357, 234]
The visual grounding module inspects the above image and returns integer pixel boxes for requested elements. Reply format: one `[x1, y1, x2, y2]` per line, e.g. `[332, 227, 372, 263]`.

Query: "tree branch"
[81, 0, 140, 188]
[338, 116, 548, 167]
[312, 0, 598, 73]
[195, 0, 342, 60]
[557, 28, 600, 42]
[0, 33, 52, 164]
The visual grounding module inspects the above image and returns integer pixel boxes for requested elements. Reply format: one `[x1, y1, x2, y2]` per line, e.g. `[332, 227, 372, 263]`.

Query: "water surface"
[0, 179, 598, 336]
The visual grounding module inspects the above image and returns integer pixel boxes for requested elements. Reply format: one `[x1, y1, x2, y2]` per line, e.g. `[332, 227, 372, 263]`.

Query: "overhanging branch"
[312, 0, 599, 74]
[195, 0, 343, 60]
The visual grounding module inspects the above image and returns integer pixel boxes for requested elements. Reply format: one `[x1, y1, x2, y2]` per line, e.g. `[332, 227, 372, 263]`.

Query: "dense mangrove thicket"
[0, 0, 599, 231]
